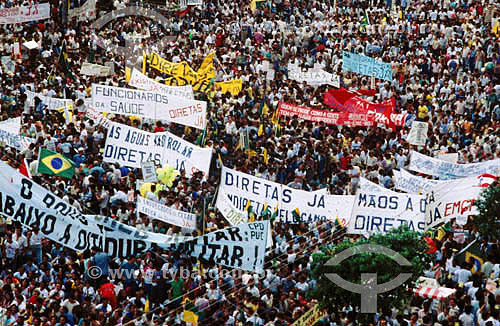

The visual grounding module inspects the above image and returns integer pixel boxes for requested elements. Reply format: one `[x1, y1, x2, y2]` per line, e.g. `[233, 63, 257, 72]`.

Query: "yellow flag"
[144, 297, 150, 313]
[263, 148, 269, 164]
[142, 51, 147, 74]
[198, 51, 216, 73]
[262, 103, 269, 116]
[493, 19, 499, 35]
[125, 66, 131, 83]
[258, 123, 264, 136]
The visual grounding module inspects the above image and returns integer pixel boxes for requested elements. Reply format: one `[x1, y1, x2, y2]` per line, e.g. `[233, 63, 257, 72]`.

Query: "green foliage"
[309, 225, 430, 323]
[474, 183, 500, 241]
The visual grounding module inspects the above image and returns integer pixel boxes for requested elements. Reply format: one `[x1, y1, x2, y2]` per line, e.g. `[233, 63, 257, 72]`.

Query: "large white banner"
[216, 187, 248, 226]
[288, 67, 340, 88]
[25, 91, 73, 111]
[348, 190, 426, 235]
[0, 129, 34, 151]
[137, 196, 197, 229]
[92, 84, 206, 130]
[409, 151, 500, 179]
[220, 166, 353, 224]
[176, 221, 269, 272]
[103, 122, 212, 177]
[0, 162, 187, 259]
[359, 177, 391, 193]
[80, 62, 112, 77]
[128, 68, 194, 99]
[393, 169, 441, 194]
[0, 3, 50, 24]
[407, 121, 428, 146]
[0, 117, 21, 135]
[424, 174, 496, 230]
[68, 0, 96, 21]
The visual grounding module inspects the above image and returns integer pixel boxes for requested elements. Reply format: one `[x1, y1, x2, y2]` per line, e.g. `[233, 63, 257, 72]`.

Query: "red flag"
[18, 159, 32, 179]
[424, 237, 437, 254]
[177, 6, 191, 17]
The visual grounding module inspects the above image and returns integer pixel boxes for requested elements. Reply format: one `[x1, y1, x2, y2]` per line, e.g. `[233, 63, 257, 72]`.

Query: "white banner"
[92, 84, 206, 130]
[0, 3, 50, 25]
[359, 177, 391, 193]
[176, 221, 269, 272]
[0, 117, 21, 135]
[25, 91, 73, 111]
[438, 153, 458, 163]
[216, 187, 248, 226]
[80, 62, 112, 77]
[407, 121, 428, 146]
[68, 0, 96, 21]
[409, 151, 500, 179]
[288, 68, 340, 88]
[0, 162, 187, 259]
[103, 122, 212, 177]
[348, 190, 426, 235]
[85, 106, 113, 129]
[137, 196, 197, 229]
[424, 174, 496, 229]
[393, 169, 442, 194]
[0, 129, 34, 151]
[128, 68, 194, 99]
[220, 166, 353, 224]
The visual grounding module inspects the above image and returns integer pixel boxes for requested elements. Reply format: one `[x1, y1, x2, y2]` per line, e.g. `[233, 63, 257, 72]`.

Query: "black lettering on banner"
[133, 240, 147, 256]
[227, 227, 242, 242]
[41, 215, 56, 234]
[230, 246, 244, 267]
[31, 208, 46, 229]
[217, 245, 230, 265]
[105, 237, 118, 258]
[43, 193, 55, 209]
[214, 231, 229, 241]
[4, 195, 16, 216]
[76, 230, 87, 250]
[59, 224, 72, 244]
[207, 243, 221, 262]
[13, 203, 26, 223]
[54, 202, 69, 216]
[20, 179, 33, 200]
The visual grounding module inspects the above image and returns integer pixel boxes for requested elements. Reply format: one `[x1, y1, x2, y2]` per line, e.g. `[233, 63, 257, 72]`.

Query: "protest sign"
[137, 196, 197, 229]
[128, 68, 195, 99]
[0, 3, 50, 24]
[1, 56, 15, 74]
[409, 151, 500, 179]
[424, 174, 496, 229]
[80, 62, 112, 77]
[278, 102, 375, 127]
[348, 190, 426, 235]
[0, 129, 34, 151]
[103, 122, 212, 177]
[288, 68, 340, 88]
[141, 161, 157, 183]
[68, 0, 96, 21]
[25, 91, 73, 111]
[0, 117, 21, 135]
[291, 304, 327, 326]
[393, 169, 441, 194]
[220, 166, 353, 224]
[215, 79, 243, 96]
[342, 51, 393, 81]
[216, 187, 248, 226]
[0, 162, 181, 259]
[176, 221, 269, 272]
[92, 84, 207, 130]
[85, 106, 113, 129]
[408, 121, 428, 146]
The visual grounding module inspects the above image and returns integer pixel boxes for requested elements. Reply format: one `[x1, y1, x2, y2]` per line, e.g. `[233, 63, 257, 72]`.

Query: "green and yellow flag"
[37, 148, 75, 179]
[360, 10, 370, 33]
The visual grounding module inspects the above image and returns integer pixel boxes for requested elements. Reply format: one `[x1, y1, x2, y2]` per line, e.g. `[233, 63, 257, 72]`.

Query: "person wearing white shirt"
[455, 266, 472, 284]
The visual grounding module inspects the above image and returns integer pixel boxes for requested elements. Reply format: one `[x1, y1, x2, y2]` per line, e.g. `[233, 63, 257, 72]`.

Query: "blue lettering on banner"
[224, 172, 291, 203]
[103, 144, 161, 165]
[358, 194, 399, 210]
[354, 215, 425, 233]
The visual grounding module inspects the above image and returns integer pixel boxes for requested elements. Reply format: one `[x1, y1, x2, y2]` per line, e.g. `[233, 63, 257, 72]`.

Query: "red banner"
[277, 102, 375, 127]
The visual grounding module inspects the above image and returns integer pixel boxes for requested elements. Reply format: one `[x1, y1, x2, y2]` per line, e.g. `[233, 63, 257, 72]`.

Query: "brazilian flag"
[292, 208, 301, 222]
[360, 10, 370, 33]
[260, 203, 271, 218]
[38, 148, 75, 179]
[58, 40, 76, 81]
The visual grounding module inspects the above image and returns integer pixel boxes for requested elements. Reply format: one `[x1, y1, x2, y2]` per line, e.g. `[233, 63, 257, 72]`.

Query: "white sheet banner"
[359, 177, 391, 193]
[128, 69, 194, 99]
[216, 187, 248, 226]
[438, 153, 458, 163]
[0, 129, 34, 151]
[103, 122, 212, 177]
[0, 162, 186, 259]
[68, 0, 96, 21]
[424, 174, 496, 229]
[137, 196, 197, 229]
[176, 221, 269, 272]
[0, 117, 21, 135]
[289, 68, 340, 88]
[393, 169, 441, 194]
[409, 151, 500, 179]
[25, 91, 73, 111]
[407, 121, 428, 146]
[348, 190, 426, 235]
[92, 84, 206, 129]
[80, 62, 112, 77]
[0, 3, 50, 24]
[220, 166, 353, 224]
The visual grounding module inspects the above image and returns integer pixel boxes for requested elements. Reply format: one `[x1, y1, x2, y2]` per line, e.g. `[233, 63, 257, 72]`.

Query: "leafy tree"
[309, 225, 430, 323]
[474, 182, 500, 241]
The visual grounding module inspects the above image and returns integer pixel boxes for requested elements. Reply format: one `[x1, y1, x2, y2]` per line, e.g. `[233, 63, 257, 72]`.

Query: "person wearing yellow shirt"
[417, 101, 429, 121]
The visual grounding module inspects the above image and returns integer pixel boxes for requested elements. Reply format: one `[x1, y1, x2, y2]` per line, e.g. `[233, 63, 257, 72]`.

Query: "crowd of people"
[0, 0, 499, 325]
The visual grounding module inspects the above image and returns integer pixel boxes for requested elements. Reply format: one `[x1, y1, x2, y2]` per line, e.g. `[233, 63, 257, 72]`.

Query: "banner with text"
[407, 121, 428, 146]
[393, 169, 441, 194]
[0, 3, 50, 24]
[0, 117, 21, 135]
[0, 129, 34, 151]
[92, 84, 206, 130]
[348, 190, 426, 235]
[342, 51, 393, 81]
[215, 187, 249, 226]
[80, 62, 112, 77]
[409, 151, 500, 179]
[215, 79, 243, 96]
[288, 68, 340, 88]
[176, 221, 269, 272]
[25, 91, 73, 111]
[128, 68, 194, 99]
[68, 0, 96, 21]
[137, 196, 197, 229]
